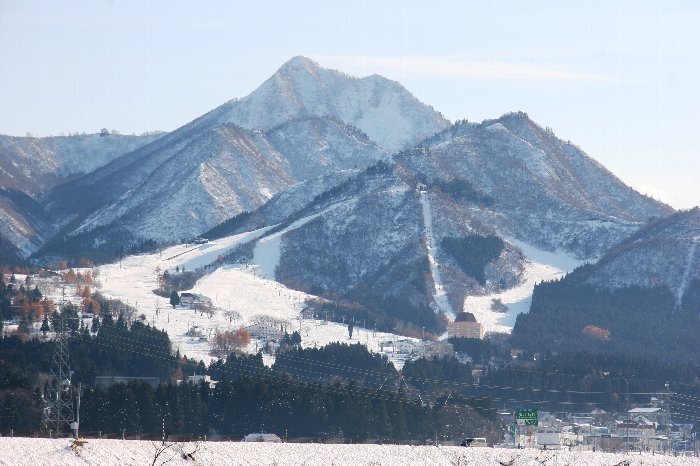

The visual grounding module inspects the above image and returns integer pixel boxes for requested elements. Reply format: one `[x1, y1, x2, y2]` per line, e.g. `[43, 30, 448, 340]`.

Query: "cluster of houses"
[379, 311, 484, 361]
[500, 398, 695, 453]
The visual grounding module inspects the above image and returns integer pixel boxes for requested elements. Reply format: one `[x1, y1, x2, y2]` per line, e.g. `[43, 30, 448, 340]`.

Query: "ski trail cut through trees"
[419, 190, 454, 317]
[251, 198, 361, 280]
[252, 213, 323, 280]
[677, 236, 699, 309]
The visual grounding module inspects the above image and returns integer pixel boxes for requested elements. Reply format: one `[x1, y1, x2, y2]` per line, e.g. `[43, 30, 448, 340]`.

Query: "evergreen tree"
[91, 316, 101, 333]
[169, 291, 180, 308]
[40, 315, 50, 335]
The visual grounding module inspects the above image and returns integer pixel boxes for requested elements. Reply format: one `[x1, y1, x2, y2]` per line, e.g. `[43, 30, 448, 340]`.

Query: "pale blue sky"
[1, 0, 698, 208]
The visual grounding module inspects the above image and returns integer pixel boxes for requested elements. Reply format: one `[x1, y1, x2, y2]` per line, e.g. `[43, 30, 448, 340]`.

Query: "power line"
[42, 313, 75, 436]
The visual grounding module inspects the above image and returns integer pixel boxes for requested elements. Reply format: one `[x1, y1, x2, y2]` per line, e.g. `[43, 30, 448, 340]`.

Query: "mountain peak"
[211, 56, 449, 153]
[494, 111, 532, 126]
[277, 55, 323, 75]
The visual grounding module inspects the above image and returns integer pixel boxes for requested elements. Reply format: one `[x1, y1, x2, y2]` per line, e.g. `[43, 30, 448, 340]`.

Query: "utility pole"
[622, 376, 630, 454]
[663, 382, 672, 455]
[43, 314, 75, 436]
[73, 383, 81, 439]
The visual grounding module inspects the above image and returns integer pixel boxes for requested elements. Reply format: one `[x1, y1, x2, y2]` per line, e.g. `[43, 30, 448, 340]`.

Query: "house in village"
[628, 406, 663, 425]
[180, 292, 196, 307]
[423, 340, 454, 358]
[245, 322, 284, 340]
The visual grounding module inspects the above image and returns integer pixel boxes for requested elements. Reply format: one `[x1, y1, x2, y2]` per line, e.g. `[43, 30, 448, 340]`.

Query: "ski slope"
[677, 236, 699, 308]
[468, 238, 584, 334]
[252, 213, 322, 280]
[92, 214, 586, 363]
[0, 437, 697, 466]
[419, 191, 454, 317]
[95, 230, 415, 367]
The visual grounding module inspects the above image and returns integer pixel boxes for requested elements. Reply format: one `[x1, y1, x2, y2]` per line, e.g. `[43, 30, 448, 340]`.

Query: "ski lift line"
[162, 245, 206, 262]
[670, 392, 700, 403]
[670, 399, 700, 411]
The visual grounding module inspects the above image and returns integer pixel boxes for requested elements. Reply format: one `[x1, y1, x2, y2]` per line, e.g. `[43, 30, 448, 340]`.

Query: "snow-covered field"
[1, 437, 698, 466]
[468, 238, 584, 334]
[94, 232, 414, 367]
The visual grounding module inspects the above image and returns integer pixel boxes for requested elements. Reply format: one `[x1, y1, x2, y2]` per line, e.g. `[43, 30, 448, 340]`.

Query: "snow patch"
[468, 238, 584, 334]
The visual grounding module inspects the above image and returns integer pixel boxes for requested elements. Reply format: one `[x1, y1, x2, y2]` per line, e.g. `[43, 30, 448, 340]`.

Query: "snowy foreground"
[0, 438, 698, 466]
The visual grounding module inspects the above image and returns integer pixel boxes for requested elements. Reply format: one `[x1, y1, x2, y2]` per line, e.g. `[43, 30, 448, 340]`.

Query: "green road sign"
[515, 408, 538, 426]
[509, 425, 516, 437]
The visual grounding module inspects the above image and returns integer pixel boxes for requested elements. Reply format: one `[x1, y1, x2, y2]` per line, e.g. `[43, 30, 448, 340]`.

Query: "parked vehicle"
[460, 437, 487, 447]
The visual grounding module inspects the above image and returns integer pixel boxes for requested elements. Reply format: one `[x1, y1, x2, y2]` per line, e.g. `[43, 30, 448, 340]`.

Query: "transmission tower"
[43, 314, 74, 436]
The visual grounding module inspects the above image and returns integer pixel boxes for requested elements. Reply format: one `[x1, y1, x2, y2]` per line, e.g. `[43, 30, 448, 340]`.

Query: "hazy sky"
[1, 0, 698, 208]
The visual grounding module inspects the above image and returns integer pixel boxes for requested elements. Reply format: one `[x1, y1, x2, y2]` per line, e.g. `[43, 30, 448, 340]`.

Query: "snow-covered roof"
[243, 433, 282, 442]
[628, 407, 661, 413]
[454, 311, 477, 323]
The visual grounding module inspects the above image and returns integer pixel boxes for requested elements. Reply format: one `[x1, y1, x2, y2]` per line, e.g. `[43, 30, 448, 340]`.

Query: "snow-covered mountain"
[0, 132, 161, 260]
[0, 132, 162, 195]
[511, 208, 700, 363]
[0, 188, 46, 260]
[40, 56, 449, 258]
[209, 113, 672, 331]
[199, 56, 450, 153]
[40, 117, 386, 258]
[400, 113, 672, 258]
[583, 207, 700, 306]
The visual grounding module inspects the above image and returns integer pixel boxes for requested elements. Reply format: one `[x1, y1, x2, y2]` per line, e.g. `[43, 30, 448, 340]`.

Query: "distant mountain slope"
[398, 113, 672, 258]
[207, 113, 673, 332]
[204, 169, 361, 240]
[217, 161, 526, 332]
[0, 132, 162, 258]
[41, 56, 446, 258]
[511, 209, 700, 364]
[39, 118, 385, 259]
[0, 132, 162, 195]
[0, 188, 46, 258]
[582, 208, 700, 305]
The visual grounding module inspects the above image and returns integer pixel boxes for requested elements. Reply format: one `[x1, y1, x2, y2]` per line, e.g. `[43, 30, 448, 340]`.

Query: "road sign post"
[515, 408, 538, 426]
[514, 408, 538, 447]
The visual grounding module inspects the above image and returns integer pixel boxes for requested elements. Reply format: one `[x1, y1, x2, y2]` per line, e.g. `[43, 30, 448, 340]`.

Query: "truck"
[536, 432, 561, 449]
